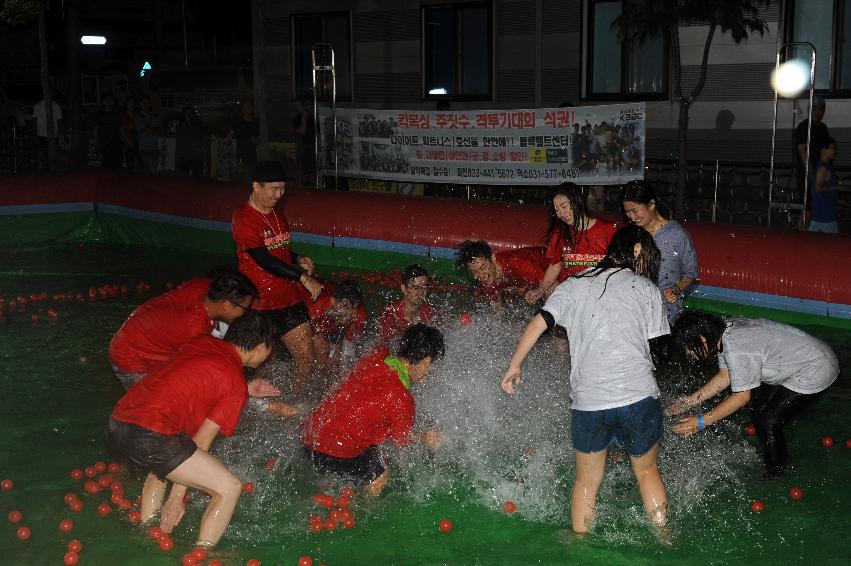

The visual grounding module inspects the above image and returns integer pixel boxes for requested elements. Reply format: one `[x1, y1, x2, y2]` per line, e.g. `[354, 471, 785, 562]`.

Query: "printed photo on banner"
[317, 104, 646, 186]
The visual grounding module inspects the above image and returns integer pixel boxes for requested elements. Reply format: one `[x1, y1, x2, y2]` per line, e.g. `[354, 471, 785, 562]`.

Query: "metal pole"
[767, 42, 815, 227]
[311, 48, 319, 189]
[712, 159, 719, 223]
[311, 43, 337, 190]
[181, 0, 189, 69]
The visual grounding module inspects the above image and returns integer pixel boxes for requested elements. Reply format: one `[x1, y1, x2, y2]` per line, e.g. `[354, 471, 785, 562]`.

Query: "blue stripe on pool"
[98, 204, 231, 232]
[0, 202, 94, 215]
[691, 285, 851, 318]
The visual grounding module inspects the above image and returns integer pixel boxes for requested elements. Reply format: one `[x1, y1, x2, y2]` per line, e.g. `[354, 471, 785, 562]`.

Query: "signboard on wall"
[318, 103, 645, 185]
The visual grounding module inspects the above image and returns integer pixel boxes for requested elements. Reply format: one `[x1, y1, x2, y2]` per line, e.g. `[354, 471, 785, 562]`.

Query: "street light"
[80, 36, 107, 45]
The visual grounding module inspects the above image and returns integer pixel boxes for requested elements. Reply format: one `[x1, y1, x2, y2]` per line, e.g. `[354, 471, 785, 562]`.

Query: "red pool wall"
[2, 170, 850, 308]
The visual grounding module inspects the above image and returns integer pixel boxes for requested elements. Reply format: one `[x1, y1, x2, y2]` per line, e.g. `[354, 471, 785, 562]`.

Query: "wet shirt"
[543, 268, 669, 411]
[305, 283, 368, 343]
[303, 348, 415, 458]
[109, 278, 212, 374]
[653, 220, 699, 324]
[481, 249, 548, 300]
[377, 298, 435, 343]
[545, 219, 619, 281]
[111, 335, 248, 437]
[719, 318, 838, 395]
[232, 201, 300, 310]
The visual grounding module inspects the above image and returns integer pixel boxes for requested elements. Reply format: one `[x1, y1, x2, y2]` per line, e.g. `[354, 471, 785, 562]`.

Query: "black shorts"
[303, 445, 386, 485]
[107, 418, 197, 480]
[266, 302, 310, 336]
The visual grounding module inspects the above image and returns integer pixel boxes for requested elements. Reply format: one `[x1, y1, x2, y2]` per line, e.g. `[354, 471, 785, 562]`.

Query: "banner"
[318, 103, 645, 185]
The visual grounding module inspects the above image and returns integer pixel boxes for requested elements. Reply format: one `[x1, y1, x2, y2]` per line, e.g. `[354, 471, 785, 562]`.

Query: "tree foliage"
[0, 0, 41, 25]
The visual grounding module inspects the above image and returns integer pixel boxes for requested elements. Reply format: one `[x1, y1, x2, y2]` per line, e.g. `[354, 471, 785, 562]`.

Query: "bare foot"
[555, 529, 588, 545]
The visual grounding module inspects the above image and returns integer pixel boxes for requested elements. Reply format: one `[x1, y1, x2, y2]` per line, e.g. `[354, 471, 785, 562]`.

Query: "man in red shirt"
[303, 324, 445, 496]
[305, 279, 368, 366]
[108, 267, 279, 400]
[456, 240, 548, 302]
[231, 161, 324, 393]
[107, 311, 278, 548]
[377, 264, 436, 344]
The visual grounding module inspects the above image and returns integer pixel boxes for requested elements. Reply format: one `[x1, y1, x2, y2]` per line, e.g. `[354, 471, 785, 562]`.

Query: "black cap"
[253, 160, 288, 183]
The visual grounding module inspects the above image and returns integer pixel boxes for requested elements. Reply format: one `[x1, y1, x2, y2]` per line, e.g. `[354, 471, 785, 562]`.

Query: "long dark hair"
[577, 225, 661, 297]
[620, 180, 672, 220]
[671, 311, 727, 364]
[545, 183, 591, 249]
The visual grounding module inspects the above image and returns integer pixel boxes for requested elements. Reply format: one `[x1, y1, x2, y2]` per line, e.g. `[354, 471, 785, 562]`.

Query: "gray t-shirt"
[654, 220, 699, 324]
[543, 268, 670, 411]
[719, 318, 838, 394]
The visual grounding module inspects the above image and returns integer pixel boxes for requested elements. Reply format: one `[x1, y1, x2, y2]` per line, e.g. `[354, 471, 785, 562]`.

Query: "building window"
[292, 12, 352, 100]
[788, 0, 851, 92]
[423, 2, 492, 99]
[586, 0, 666, 98]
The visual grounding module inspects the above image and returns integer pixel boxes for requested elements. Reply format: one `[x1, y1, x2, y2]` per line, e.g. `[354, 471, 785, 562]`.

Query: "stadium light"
[80, 36, 107, 45]
[429, 87, 448, 95]
[771, 59, 810, 98]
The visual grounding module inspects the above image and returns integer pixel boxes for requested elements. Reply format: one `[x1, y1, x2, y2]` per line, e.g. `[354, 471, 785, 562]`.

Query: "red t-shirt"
[377, 298, 436, 343]
[306, 284, 368, 343]
[109, 278, 213, 374]
[545, 219, 619, 281]
[480, 249, 548, 301]
[303, 348, 415, 458]
[231, 201, 300, 310]
[111, 335, 248, 437]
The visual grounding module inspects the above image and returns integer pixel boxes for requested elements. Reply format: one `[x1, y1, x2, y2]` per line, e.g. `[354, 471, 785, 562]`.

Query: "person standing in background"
[176, 106, 204, 176]
[136, 96, 162, 173]
[95, 93, 123, 169]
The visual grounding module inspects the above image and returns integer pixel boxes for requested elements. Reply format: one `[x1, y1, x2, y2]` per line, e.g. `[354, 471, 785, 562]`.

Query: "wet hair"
[402, 264, 430, 286]
[620, 180, 671, 219]
[206, 266, 258, 302]
[397, 323, 445, 364]
[333, 279, 364, 307]
[545, 183, 591, 249]
[671, 311, 727, 365]
[579, 224, 661, 286]
[456, 240, 492, 267]
[224, 310, 278, 350]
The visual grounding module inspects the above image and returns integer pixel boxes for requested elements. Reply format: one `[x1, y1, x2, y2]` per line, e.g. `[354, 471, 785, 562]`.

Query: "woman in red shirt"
[525, 183, 618, 303]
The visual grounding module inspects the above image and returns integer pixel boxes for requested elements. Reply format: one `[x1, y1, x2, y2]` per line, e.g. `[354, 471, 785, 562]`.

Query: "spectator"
[95, 93, 123, 169]
[176, 106, 204, 176]
[794, 96, 831, 227]
[228, 100, 260, 181]
[121, 97, 140, 170]
[135, 95, 161, 172]
[32, 95, 62, 171]
[292, 97, 315, 185]
[808, 137, 851, 234]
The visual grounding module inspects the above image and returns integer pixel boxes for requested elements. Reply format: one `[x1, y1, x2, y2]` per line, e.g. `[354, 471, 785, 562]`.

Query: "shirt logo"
[563, 252, 604, 267]
[265, 231, 290, 250]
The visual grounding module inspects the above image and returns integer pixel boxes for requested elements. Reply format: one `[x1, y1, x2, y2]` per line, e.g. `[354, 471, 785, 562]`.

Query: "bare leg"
[628, 445, 667, 527]
[282, 320, 316, 394]
[571, 449, 607, 533]
[312, 334, 331, 367]
[140, 472, 168, 522]
[165, 450, 243, 547]
[365, 469, 390, 497]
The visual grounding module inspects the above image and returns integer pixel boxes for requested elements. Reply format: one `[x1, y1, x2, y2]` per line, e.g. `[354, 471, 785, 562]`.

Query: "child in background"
[305, 279, 368, 366]
[377, 264, 436, 344]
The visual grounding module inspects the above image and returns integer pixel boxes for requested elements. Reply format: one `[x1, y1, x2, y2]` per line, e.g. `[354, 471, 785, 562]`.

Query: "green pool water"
[0, 243, 849, 566]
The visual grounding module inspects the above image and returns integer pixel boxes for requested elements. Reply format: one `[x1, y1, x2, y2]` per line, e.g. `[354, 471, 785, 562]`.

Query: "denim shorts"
[571, 396, 663, 457]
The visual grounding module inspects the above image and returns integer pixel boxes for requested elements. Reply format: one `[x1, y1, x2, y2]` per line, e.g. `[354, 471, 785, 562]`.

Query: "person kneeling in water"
[302, 323, 445, 496]
[107, 311, 280, 548]
[668, 312, 838, 477]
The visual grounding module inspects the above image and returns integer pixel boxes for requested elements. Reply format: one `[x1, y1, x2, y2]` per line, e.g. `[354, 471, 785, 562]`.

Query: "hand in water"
[662, 288, 679, 304]
[501, 367, 522, 395]
[672, 416, 700, 436]
[159, 493, 186, 533]
[664, 397, 691, 416]
[267, 401, 299, 418]
[421, 431, 445, 449]
[247, 378, 281, 398]
[524, 288, 544, 304]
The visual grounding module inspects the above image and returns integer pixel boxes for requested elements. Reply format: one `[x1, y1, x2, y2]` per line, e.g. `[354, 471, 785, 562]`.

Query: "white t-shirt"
[543, 268, 670, 411]
[719, 318, 838, 394]
[32, 100, 62, 138]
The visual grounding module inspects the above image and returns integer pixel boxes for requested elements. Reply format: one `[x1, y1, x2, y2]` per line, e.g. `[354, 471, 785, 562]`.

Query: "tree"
[614, 0, 771, 217]
[1, 0, 57, 169]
